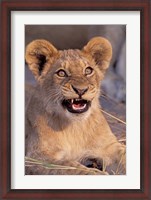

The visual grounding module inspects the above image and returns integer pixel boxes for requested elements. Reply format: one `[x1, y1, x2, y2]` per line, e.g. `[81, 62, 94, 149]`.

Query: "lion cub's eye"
[56, 69, 67, 77]
[85, 67, 93, 75]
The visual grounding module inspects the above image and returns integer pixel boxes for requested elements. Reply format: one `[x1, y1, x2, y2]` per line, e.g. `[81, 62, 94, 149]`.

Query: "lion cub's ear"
[25, 39, 58, 80]
[83, 37, 112, 72]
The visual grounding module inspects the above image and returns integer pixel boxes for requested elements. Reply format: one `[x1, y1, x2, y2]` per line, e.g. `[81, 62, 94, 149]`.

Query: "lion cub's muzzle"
[62, 85, 91, 114]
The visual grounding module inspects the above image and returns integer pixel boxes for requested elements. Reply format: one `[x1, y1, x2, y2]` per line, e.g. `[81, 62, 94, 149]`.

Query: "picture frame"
[0, 0, 150, 199]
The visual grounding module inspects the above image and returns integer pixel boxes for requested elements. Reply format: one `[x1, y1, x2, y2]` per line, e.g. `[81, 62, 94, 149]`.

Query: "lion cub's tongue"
[72, 102, 86, 110]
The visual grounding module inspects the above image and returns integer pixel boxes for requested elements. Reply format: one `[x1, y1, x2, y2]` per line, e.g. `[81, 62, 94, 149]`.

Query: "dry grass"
[25, 157, 77, 170]
[101, 109, 126, 125]
[25, 155, 125, 175]
[25, 157, 104, 174]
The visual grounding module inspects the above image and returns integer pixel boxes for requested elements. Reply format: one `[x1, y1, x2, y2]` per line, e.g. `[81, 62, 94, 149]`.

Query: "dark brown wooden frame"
[0, 0, 150, 199]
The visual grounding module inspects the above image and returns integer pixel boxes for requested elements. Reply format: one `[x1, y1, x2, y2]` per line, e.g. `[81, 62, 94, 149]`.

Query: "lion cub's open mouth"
[62, 98, 90, 113]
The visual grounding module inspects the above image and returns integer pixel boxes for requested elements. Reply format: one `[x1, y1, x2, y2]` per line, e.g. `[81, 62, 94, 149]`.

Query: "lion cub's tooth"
[71, 99, 74, 103]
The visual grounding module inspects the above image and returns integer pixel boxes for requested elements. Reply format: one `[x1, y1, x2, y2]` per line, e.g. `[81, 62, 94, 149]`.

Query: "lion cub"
[25, 37, 126, 175]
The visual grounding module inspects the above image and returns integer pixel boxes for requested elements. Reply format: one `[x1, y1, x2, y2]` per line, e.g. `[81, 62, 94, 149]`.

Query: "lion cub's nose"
[71, 85, 88, 96]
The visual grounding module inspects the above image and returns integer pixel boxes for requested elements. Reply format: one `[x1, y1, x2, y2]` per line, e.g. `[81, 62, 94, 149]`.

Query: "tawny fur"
[25, 37, 126, 175]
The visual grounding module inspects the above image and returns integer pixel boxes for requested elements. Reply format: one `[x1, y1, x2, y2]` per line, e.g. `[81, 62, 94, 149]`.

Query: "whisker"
[44, 90, 63, 108]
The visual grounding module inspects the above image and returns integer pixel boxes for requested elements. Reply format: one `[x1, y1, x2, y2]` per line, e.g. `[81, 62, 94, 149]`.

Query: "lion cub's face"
[26, 37, 112, 118]
[44, 50, 101, 115]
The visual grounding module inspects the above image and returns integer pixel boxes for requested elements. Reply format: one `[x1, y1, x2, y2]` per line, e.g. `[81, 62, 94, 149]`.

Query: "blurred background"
[25, 25, 126, 142]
